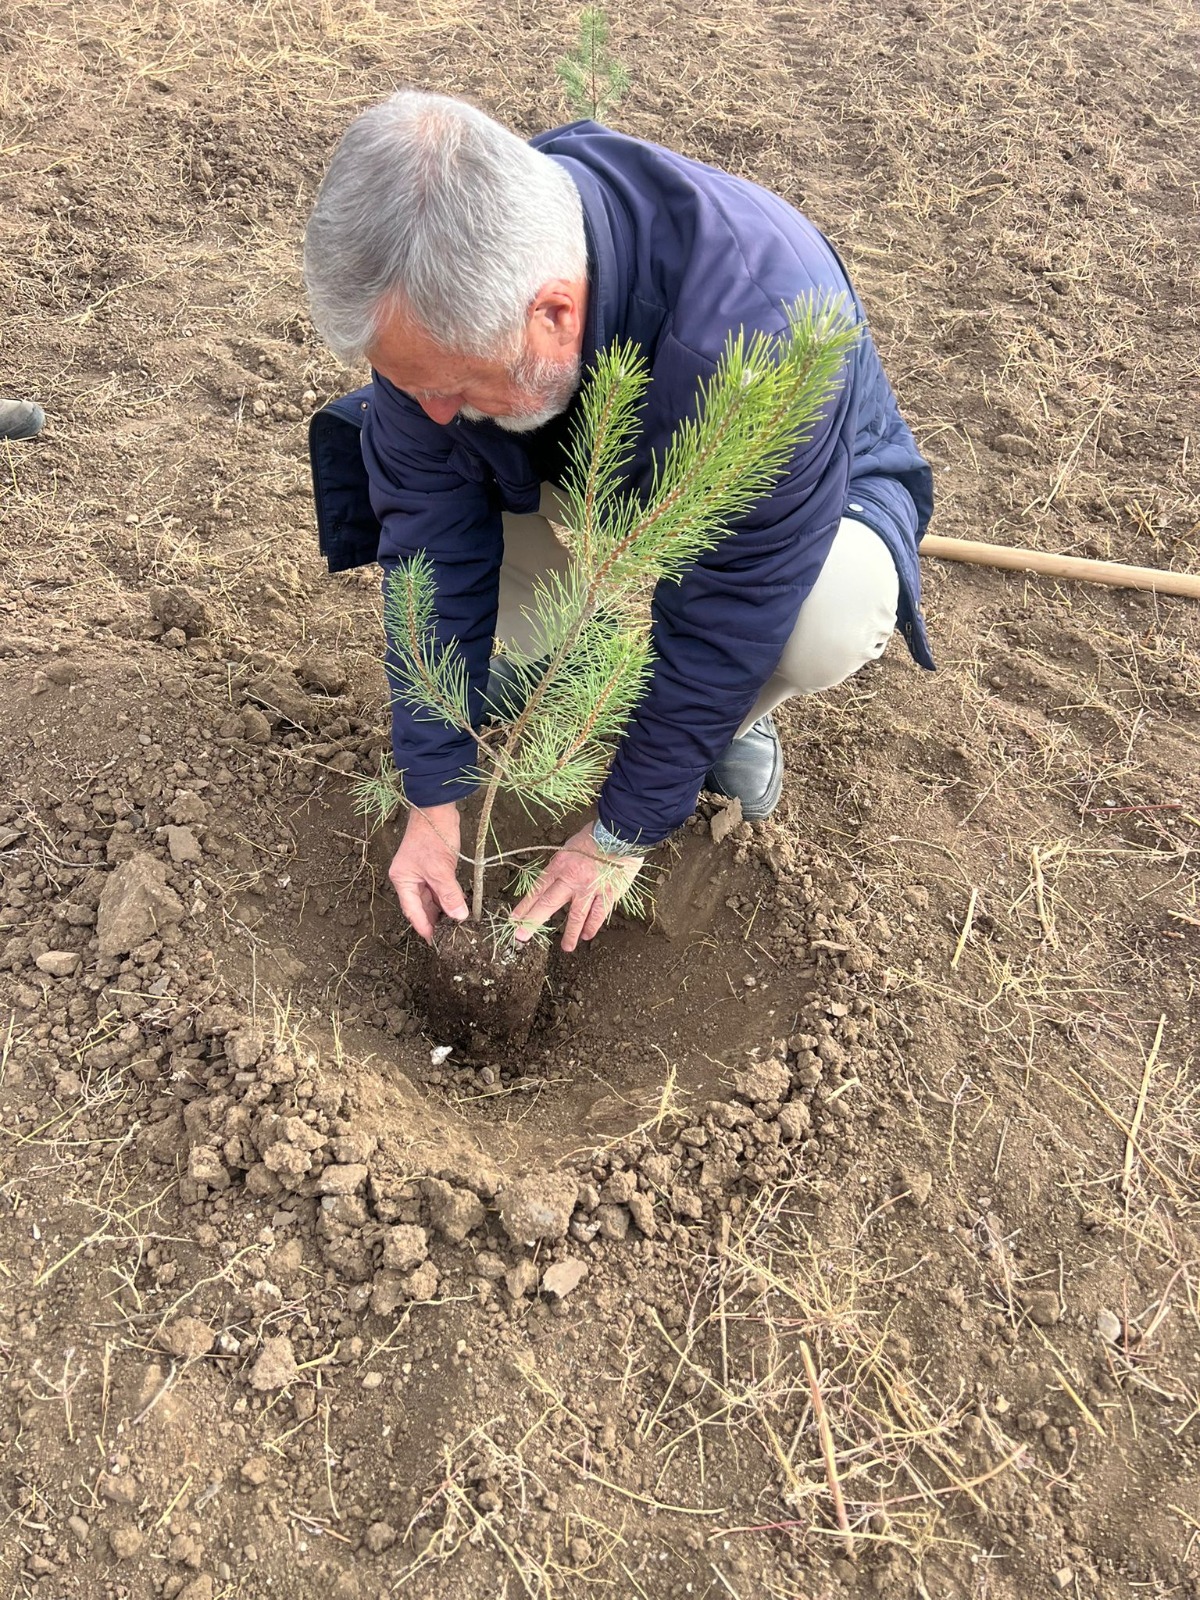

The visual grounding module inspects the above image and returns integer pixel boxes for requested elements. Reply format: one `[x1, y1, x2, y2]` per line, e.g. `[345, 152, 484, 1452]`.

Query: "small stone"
[67, 1514, 90, 1542]
[226, 1026, 265, 1070]
[44, 658, 84, 685]
[542, 1258, 588, 1299]
[474, 1251, 507, 1280]
[35, 949, 80, 977]
[55, 1068, 83, 1099]
[733, 1056, 790, 1105]
[331, 1131, 376, 1164]
[298, 651, 347, 696]
[363, 1521, 397, 1554]
[98, 1472, 137, 1505]
[150, 584, 210, 636]
[993, 432, 1030, 456]
[401, 1260, 439, 1302]
[498, 1172, 579, 1245]
[240, 706, 272, 744]
[1052, 1567, 1075, 1591]
[240, 1456, 270, 1486]
[316, 1163, 368, 1195]
[892, 1166, 933, 1208]
[361, 1370, 384, 1390]
[97, 852, 184, 957]
[381, 1224, 428, 1272]
[248, 1335, 299, 1391]
[599, 1170, 638, 1205]
[423, 1178, 486, 1243]
[262, 1141, 312, 1180]
[627, 1192, 657, 1237]
[596, 1204, 630, 1241]
[777, 1100, 812, 1140]
[505, 1259, 539, 1299]
[1024, 1290, 1062, 1327]
[166, 825, 202, 864]
[158, 1316, 216, 1360]
[188, 1146, 230, 1190]
[109, 1525, 145, 1559]
[178, 1577, 215, 1600]
[1095, 1308, 1122, 1344]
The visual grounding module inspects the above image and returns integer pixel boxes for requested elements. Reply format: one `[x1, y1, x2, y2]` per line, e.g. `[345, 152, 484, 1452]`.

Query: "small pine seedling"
[358, 296, 859, 935]
[556, 8, 629, 122]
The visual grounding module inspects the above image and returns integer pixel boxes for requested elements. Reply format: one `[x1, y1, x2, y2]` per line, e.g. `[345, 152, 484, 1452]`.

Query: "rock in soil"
[505, 1259, 539, 1298]
[542, 1258, 588, 1298]
[248, 1335, 299, 1390]
[157, 1315, 216, 1359]
[892, 1165, 934, 1207]
[97, 851, 184, 957]
[34, 949, 81, 976]
[733, 1055, 790, 1105]
[422, 917, 549, 1051]
[381, 1224, 428, 1271]
[423, 1177, 486, 1243]
[109, 1525, 145, 1559]
[498, 1171, 579, 1245]
[166, 824, 203, 863]
[150, 584, 210, 635]
[1023, 1289, 1062, 1326]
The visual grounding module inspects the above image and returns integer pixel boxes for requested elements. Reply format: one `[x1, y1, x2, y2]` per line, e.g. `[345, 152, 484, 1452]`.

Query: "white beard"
[460, 349, 580, 433]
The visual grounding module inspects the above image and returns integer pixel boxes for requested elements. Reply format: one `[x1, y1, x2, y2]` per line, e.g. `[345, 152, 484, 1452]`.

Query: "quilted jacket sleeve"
[361, 373, 502, 807]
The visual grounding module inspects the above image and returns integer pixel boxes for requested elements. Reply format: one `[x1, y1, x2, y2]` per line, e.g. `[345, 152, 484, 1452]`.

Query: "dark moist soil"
[423, 914, 551, 1053]
[2, 2, 1199, 1599]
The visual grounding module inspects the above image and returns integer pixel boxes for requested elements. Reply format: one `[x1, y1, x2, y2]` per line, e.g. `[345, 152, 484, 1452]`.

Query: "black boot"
[0, 400, 45, 441]
[704, 714, 783, 820]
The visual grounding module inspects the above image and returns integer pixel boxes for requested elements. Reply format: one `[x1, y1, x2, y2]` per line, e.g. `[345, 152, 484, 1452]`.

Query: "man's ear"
[528, 280, 585, 348]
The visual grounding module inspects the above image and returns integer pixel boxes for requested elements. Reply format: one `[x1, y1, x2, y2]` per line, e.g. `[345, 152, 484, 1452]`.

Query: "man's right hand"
[388, 802, 469, 943]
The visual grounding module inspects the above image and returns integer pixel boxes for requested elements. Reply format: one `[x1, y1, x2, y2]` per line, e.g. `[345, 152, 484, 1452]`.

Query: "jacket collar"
[548, 154, 630, 371]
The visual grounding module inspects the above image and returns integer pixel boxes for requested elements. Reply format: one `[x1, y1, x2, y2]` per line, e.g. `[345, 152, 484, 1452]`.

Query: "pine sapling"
[355, 296, 859, 952]
[556, 8, 629, 122]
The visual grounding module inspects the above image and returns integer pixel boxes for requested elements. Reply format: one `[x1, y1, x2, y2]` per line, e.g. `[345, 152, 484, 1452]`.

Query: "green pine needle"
[351, 755, 406, 828]
[383, 553, 474, 731]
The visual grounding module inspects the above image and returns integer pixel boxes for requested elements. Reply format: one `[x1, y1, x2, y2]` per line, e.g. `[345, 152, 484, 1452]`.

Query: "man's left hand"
[510, 824, 644, 953]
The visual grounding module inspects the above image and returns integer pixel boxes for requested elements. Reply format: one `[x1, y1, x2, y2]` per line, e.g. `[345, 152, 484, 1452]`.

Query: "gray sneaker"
[705, 714, 783, 820]
[0, 400, 45, 441]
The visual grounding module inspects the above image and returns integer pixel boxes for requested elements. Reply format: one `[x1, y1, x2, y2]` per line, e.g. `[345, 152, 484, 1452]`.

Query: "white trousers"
[498, 489, 900, 740]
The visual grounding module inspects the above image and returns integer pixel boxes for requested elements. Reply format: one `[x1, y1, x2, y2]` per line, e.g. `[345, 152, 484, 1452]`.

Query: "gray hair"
[304, 91, 587, 365]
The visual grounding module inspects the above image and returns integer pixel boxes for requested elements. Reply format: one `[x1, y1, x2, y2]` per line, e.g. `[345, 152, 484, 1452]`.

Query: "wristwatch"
[592, 818, 645, 858]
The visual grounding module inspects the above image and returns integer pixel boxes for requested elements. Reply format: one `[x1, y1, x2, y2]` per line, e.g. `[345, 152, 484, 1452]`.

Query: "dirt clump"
[96, 850, 185, 956]
[422, 916, 551, 1051]
[498, 1171, 581, 1245]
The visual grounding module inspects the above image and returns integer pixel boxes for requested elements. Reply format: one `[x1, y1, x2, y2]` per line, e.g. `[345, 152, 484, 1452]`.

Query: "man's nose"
[417, 395, 461, 425]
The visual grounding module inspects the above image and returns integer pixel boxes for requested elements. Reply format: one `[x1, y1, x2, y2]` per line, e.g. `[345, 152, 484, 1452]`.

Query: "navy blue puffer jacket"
[325, 122, 934, 847]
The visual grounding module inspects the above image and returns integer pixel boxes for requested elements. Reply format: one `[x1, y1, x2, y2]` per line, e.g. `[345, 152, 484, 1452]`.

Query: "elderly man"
[304, 92, 933, 952]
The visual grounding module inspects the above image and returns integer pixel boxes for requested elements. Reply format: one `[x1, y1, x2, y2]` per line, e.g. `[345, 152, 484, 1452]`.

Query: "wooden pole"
[920, 534, 1200, 599]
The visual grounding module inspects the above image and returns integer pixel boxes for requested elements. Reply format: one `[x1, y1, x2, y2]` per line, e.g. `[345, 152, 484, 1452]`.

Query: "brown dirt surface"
[2, 2, 1199, 1598]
